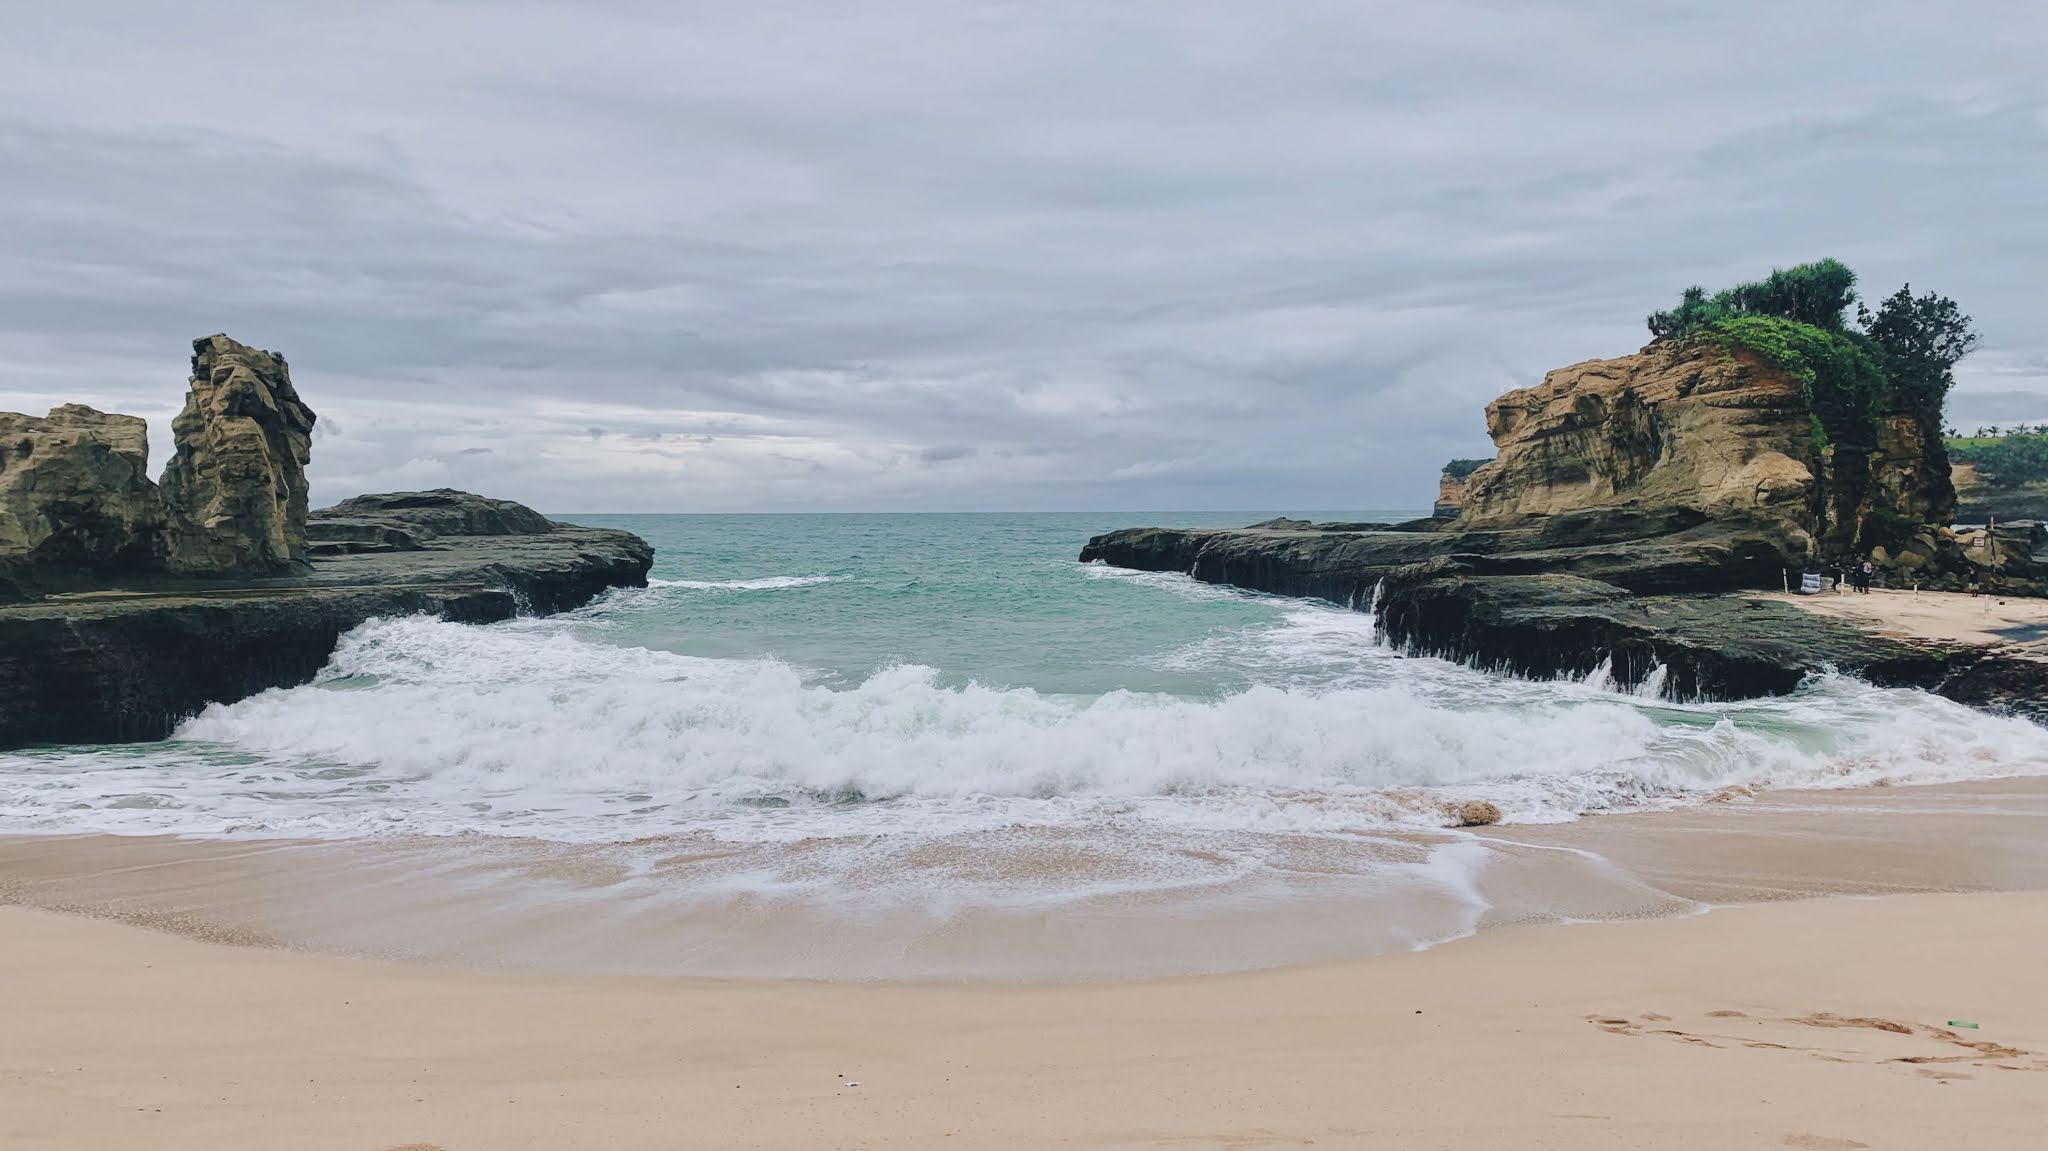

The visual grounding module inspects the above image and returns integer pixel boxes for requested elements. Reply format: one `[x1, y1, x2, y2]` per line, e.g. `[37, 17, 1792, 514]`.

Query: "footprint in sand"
[1584, 1009, 2047, 1077]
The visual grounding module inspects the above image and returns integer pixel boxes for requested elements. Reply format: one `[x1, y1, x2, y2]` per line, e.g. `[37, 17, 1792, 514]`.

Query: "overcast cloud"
[3, 1, 2044, 511]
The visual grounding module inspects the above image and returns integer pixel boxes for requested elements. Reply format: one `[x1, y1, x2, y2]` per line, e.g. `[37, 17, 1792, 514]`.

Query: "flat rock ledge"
[1080, 519, 2048, 722]
[0, 490, 652, 747]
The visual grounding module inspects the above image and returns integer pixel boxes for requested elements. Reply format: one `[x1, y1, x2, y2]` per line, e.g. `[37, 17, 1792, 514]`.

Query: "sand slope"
[5, 893, 2046, 1150]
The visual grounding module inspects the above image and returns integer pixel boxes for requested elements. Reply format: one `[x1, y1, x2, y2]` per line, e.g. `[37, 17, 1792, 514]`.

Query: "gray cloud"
[2, 1, 2044, 511]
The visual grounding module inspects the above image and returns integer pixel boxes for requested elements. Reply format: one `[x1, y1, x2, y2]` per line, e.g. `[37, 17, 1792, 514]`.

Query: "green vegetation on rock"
[1647, 258, 1859, 340]
[1948, 432, 2048, 487]
[1441, 458, 1491, 479]
[1648, 260, 1978, 442]
[1705, 315, 1886, 444]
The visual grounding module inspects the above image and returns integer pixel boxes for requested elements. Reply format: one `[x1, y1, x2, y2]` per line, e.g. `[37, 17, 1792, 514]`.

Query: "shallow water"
[5, 512, 2048, 976]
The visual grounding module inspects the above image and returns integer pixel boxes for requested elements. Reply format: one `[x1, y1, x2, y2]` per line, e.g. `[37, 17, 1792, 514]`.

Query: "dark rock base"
[1081, 520, 2048, 722]
[0, 492, 653, 748]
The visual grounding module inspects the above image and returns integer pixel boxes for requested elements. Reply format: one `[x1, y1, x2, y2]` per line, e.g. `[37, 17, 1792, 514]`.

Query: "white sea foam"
[648, 574, 845, 591]
[6, 611, 2046, 849]
[1078, 560, 1245, 603]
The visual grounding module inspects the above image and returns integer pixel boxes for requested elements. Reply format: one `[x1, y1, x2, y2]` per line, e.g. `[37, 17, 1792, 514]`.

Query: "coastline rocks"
[159, 335, 318, 576]
[1080, 519, 2047, 715]
[311, 489, 556, 548]
[0, 334, 657, 747]
[0, 496, 653, 746]
[0, 405, 167, 598]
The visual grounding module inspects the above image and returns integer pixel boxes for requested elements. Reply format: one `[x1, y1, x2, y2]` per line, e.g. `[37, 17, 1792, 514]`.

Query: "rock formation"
[309, 489, 555, 554]
[1453, 337, 1953, 559]
[0, 334, 318, 598]
[1433, 460, 1486, 519]
[158, 334, 318, 575]
[1081, 322, 2041, 719]
[0, 405, 167, 598]
[0, 334, 655, 745]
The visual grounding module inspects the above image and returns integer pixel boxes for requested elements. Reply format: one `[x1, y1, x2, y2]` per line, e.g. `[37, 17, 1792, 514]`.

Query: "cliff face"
[1458, 340, 1816, 531]
[1433, 470, 1468, 519]
[159, 334, 318, 575]
[1455, 337, 1952, 557]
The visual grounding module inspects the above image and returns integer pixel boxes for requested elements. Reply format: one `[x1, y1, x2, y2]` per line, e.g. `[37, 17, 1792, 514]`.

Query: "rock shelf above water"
[0, 489, 651, 747]
[0, 333, 654, 749]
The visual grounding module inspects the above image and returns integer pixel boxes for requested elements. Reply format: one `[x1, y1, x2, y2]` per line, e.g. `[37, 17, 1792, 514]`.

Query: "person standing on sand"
[1858, 558, 1874, 593]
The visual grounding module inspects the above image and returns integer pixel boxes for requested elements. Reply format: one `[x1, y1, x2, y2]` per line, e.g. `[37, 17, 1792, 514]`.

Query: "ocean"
[7, 512, 2048, 976]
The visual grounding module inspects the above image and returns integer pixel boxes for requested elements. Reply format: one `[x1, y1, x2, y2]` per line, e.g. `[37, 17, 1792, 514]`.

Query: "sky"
[3, 1, 2045, 512]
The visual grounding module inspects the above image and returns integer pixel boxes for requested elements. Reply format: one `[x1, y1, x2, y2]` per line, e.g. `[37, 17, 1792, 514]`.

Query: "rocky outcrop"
[1459, 340, 1817, 530]
[1455, 337, 1953, 558]
[0, 496, 653, 746]
[0, 405, 167, 599]
[159, 335, 318, 575]
[0, 334, 656, 746]
[1082, 322, 2030, 721]
[0, 334, 322, 598]
[1081, 520, 2048, 716]
[308, 489, 555, 554]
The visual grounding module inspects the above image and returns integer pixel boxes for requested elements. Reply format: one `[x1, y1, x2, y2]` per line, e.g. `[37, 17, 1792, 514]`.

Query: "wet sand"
[6, 778, 2048, 980]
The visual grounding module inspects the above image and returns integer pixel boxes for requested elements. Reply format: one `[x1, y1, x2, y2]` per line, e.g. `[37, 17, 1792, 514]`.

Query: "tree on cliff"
[1856, 285, 1979, 420]
[1647, 258, 1859, 340]
[1647, 263, 1979, 429]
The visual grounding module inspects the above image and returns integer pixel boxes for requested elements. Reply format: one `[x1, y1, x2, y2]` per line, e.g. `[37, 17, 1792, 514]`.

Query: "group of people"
[1811, 557, 1993, 596]
[1825, 558, 1877, 594]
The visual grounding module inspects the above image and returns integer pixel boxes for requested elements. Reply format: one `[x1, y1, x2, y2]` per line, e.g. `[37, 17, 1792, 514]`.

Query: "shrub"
[1648, 258, 1859, 340]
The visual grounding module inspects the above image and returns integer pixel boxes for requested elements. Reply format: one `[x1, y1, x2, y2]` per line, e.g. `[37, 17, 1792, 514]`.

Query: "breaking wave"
[8, 610, 2047, 845]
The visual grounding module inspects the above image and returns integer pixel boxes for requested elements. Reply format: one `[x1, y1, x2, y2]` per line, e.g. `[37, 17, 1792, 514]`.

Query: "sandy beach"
[7, 780, 2048, 1150]
[1768, 586, 2048, 658]
[4, 891, 2044, 1150]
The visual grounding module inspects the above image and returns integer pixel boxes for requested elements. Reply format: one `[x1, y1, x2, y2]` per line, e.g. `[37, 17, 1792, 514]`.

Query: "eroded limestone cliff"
[1454, 336, 1953, 559]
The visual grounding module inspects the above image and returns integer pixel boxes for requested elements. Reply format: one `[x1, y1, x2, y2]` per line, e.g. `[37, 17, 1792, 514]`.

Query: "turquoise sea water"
[5, 512, 2048, 921]
[568, 511, 1418, 696]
